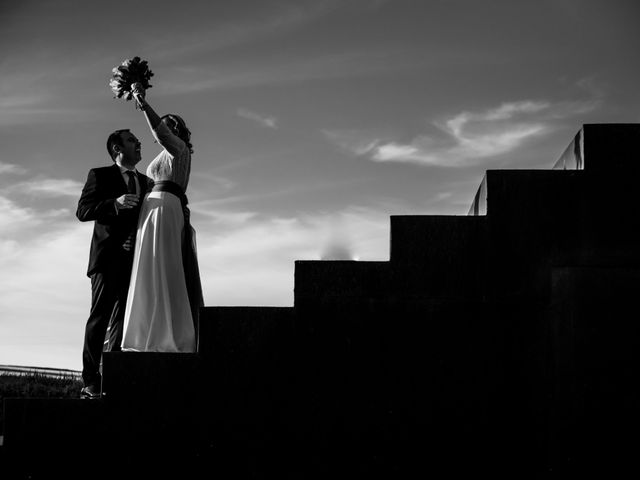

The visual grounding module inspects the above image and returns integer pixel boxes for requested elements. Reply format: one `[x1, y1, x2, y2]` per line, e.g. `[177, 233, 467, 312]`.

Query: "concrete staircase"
[3, 124, 640, 479]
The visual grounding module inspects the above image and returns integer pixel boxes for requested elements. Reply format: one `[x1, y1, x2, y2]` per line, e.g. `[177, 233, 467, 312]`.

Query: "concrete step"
[197, 306, 296, 422]
[294, 260, 390, 306]
[390, 215, 487, 300]
[469, 169, 640, 299]
[2, 398, 110, 451]
[100, 352, 209, 450]
[470, 169, 584, 218]
[289, 297, 524, 467]
[482, 169, 586, 299]
[1, 396, 206, 477]
[101, 351, 201, 400]
[198, 306, 294, 359]
[552, 123, 640, 172]
[548, 266, 640, 475]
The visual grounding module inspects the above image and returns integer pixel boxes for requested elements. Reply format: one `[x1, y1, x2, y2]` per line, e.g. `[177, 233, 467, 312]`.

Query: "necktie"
[125, 171, 136, 194]
[122, 171, 137, 252]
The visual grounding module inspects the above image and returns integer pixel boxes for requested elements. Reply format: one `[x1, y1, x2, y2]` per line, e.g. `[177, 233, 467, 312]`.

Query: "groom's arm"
[76, 169, 118, 222]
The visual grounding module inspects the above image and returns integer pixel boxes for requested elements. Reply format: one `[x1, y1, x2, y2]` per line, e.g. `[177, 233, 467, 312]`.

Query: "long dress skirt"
[122, 191, 196, 352]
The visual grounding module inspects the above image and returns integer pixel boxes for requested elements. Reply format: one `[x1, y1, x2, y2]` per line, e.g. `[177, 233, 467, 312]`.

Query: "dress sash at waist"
[152, 180, 188, 207]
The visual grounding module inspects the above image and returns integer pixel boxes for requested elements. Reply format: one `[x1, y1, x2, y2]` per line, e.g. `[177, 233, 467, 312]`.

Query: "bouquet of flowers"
[109, 56, 154, 102]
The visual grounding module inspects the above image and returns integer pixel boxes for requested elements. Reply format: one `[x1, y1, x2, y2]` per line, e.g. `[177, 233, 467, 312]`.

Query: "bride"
[121, 82, 204, 352]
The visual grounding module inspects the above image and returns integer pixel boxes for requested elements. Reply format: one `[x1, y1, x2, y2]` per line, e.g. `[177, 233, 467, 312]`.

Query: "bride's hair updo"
[162, 114, 193, 154]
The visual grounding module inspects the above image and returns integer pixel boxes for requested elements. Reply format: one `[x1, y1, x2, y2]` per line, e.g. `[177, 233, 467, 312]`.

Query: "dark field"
[0, 372, 82, 434]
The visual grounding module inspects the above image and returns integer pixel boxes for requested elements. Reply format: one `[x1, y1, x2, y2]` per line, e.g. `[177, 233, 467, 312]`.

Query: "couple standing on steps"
[76, 83, 204, 399]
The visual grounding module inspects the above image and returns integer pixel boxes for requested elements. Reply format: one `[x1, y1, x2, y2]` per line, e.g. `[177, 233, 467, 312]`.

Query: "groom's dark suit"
[77, 163, 151, 389]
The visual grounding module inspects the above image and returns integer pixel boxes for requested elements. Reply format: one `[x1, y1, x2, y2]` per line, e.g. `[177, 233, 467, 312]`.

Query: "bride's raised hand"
[131, 82, 146, 108]
[131, 82, 161, 129]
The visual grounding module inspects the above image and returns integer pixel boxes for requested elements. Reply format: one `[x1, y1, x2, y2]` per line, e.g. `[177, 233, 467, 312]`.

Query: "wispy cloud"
[0, 92, 56, 126]
[438, 100, 550, 160]
[191, 176, 369, 211]
[7, 178, 85, 198]
[0, 68, 99, 126]
[159, 47, 413, 95]
[0, 162, 28, 175]
[0, 94, 49, 110]
[150, 1, 342, 61]
[0, 196, 70, 238]
[237, 108, 279, 129]
[0, 196, 40, 237]
[322, 130, 381, 156]
[326, 93, 600, 167]
[191, 209, 258, 227]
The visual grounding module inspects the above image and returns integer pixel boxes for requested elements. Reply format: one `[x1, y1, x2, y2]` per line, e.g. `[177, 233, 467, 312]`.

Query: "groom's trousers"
[82, 251, 133, 388]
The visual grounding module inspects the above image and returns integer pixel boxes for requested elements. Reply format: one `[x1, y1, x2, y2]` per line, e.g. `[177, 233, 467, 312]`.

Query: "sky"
[1, 0, 639, 371]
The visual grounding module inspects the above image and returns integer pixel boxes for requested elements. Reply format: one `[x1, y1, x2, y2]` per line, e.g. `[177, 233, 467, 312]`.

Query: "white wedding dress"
[121, 121, 201, 352]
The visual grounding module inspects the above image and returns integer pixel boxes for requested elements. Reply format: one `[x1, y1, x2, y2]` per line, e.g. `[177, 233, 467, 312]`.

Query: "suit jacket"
[77, 164, 152, 277]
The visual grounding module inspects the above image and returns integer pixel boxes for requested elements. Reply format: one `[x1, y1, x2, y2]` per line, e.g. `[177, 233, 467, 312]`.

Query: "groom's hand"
[116, 194, 139, 210]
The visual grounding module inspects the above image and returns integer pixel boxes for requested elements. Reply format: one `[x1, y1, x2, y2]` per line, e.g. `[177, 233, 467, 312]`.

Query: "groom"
[76, 128, 151, 399]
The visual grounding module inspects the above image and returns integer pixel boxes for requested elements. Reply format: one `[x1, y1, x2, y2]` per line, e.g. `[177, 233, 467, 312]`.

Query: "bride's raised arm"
[132, 82, 186, 158]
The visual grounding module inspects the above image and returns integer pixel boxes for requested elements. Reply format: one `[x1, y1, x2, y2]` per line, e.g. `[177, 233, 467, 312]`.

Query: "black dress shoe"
[80, 385, 101, 399]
